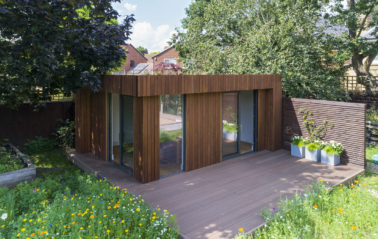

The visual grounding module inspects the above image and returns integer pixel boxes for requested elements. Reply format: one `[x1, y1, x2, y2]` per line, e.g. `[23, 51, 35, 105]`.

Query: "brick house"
[152, 46, 182, 74]
[121, 44, 148, 72]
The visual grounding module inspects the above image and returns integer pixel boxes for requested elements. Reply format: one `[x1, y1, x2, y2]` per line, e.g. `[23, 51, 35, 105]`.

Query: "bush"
[366, 107, 378, 122]
[323, 141, 344, 156]
[23, 137, 56, 155]
[55, 119, 75, 148]
[291, 136, 305, 147]
[306, 140, 324, 152]
[0, 145, 24, 174]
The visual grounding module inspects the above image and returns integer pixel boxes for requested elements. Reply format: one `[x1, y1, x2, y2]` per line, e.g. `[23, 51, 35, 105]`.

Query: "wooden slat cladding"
[75, 88, 91, 153]
[74, 88, 108, 160]
[133, 96, 160, 183]
[102, 74, 281, 97]
[282, 98, 366, 168]
[185, 93, 222, 171]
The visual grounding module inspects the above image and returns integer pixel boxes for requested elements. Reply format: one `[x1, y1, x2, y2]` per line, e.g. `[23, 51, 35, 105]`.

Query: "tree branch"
[357, 4, 375, 38]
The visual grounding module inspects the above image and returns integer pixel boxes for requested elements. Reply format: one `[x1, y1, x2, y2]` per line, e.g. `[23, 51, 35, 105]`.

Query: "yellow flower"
[354, 180, 358, 184]
[331, 209, 335, 213]
[352, 225, 356, 230]
[239, 228, 244, 233]
[17, 233, 20, 237]
[286, 213, 290, 217]
[363, 184, 366, 187]
[99, 221, 102, 224]
[107, 206, 111, 210]
[121, 220, 125, 223]
[72, 221, 75, 225]
[45, 200, 48, 203]
[67, 226, 70, 229]
[338, 208, 343, 213]
[153, 212, 156, 216]
[103, 215, 107, 218]
[31, 233, 35, 236]
[100, 194, 103, 197]
[314, 204, 318, 208]
[319, 179, 323, 182]
[36, 189, 40, 192]
[80, 227, 84, 230]
[339, 189, 343, 193]
[129, 198, 133, 201]
[350, 193, 354, 196]
[90, 215, 94, 219]
[136, 208, 140, 212]
[139, 223, 142, 227]
[23, 219, 27, 222]
[88, 225, 91, 228]
[125, 229, 129, 233]
[351, 184, 355, 188]
[106, 229, 110, 233]
[92, 205, 95, 209]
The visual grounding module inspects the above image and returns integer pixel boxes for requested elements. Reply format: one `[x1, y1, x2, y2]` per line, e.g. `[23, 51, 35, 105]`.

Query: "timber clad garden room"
[75, 74, 282, 183]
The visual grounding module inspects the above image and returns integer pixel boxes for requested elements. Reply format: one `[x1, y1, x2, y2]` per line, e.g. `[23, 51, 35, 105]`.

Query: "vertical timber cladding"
[185, 93, 222, 171]
[74, 88, 108, 160]
[133, 96, 160, 183]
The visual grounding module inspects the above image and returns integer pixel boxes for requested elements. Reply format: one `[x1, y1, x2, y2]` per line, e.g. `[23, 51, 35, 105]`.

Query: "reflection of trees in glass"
[161, 95, 182, 115]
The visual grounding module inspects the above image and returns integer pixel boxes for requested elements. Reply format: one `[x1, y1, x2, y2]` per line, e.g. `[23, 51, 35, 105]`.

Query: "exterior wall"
[0, 101, 74, 146]
[282, 97, 366, 168]
[185, 93, 222, 171]
[123, 45, 147, 72]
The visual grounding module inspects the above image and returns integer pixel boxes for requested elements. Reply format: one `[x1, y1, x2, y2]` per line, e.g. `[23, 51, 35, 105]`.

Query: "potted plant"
[290, 136, 306, 158]
[305, 140, 324, 162]
[222, 120, 238, 141]
[321, 141, 344, 165]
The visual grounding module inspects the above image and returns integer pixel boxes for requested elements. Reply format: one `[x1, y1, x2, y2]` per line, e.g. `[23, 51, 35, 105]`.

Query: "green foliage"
[172, 0, 349, 100]
[160, 130, 182, 144]
[323, 141, 344, 156]
[136, 46, 149, 55]
[23, 137, 56, 155]
[366, 145, 378, 163]
[0, 0, 135, 108]
[236, 175, 378, 239]
[0, 148, 179, 238]
[306, 142, 322, 152]
[223, 122, 238, 133]
[0, 145, 24, 174]
[366, 107, 378, 122]
[299, 108, 333, 142]
[55, 119, 75, 148]
[291, 136, 305, 147]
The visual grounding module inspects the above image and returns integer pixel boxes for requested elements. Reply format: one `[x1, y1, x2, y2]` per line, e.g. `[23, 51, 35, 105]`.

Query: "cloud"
[124, 2, 137, 12]
[129, 21, 175, 52]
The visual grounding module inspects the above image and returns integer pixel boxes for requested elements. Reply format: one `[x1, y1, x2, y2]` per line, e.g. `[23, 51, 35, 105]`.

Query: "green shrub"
[55, 119, 75, 148]
[290, 136, 305, 147]
[23, 137, 56, 155]
[366, 107, 378, 122]
[323, 141, 344, 156]
[306, 141, 323, 152]
[0, 145, 24, 174]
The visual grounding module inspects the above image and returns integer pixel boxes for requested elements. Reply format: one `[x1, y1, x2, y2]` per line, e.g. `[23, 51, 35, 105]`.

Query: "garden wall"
[0, 101, 74, 146]
[349, 93, 378, 110]
[282, 97, 366, 168]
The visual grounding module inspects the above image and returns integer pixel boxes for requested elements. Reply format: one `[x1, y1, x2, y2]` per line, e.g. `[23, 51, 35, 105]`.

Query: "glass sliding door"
[159, 95, 184, 177]
[222, 93, 239, 157]
[222, 91, 257, 159]
[120, 95, 134, 173]
[109, 93, 134, 175]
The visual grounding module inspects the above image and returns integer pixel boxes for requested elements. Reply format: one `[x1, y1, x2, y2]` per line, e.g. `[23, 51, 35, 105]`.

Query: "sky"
[112, 0, 193, 52]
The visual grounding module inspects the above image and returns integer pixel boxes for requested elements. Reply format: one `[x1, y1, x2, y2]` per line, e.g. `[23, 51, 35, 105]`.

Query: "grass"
[160, 129, 182, 144]
[235, 174, 378, 239]
[0, 138, 179, 238]
[0, 145, 24, 174]
[366, 145, 378, 163]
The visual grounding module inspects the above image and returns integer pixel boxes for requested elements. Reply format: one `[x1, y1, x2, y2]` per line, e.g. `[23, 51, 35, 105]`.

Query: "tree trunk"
[352, 52, 377, 94]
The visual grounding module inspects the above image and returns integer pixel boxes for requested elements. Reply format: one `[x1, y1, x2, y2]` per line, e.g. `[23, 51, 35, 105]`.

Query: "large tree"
[172, 0, 349, 100]
[327, 0, 377, 93]
[0, 0, 135, 108]
[136, 46, 148, 55]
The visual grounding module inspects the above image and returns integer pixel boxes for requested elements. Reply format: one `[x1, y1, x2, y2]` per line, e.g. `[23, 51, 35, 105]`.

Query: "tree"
[172, 0, 349, 100]
[136, 46, 148, 55]
[326, 0, 377, 93]
[0, 0, 135, 108]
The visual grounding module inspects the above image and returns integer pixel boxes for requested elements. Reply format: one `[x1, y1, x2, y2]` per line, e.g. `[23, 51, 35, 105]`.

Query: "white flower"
[1, 213, 7, 220]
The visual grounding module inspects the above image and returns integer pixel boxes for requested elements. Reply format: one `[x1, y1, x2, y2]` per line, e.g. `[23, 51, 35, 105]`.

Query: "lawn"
[366, 145, 378, 163]
[0, 137, 178, 238]
[235, 174, 378, 239]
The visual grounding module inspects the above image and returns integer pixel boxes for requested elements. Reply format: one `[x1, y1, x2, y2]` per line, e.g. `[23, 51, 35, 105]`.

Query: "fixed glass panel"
[239, 91, 255, 154]
[160, 95, 183, 177]
[110, 94, 121, 164]
[121, 95, 134, 171]
[222, 93, 239, 157]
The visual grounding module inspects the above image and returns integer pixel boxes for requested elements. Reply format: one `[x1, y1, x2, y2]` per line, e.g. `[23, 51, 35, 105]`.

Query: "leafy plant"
[55, 119, 75, 148]
[323, 141, 344, 156]
[23, 137, 56, 155]
[366, 107, 378, 122]
[223, 121, 238, 133]
[290, 136, 305, 147]
[306, 141, 324, 152]
[299, 108, 334, 142]
[0, 146, 24, 174]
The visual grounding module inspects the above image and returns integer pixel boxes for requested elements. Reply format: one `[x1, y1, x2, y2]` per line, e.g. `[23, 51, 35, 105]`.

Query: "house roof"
[361, 26, 377, 42]
[123, 44, 148, 61]
[152, 46, 174, 59]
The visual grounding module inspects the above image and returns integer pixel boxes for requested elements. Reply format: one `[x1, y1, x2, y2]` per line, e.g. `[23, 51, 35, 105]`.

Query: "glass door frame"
[108, 93, 134, 176]
[222, 90, 258, 160]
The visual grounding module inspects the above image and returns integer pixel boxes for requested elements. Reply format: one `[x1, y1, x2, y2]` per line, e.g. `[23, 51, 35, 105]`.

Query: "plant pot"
[222, 129, 237, 141]
[305, 148, 320, 162]
[321, 150, 340, 166]
[291, 144, 305, 158]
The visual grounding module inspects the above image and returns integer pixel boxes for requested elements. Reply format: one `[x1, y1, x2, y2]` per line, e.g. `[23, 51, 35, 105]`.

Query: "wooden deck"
[70, 150, 364, 239]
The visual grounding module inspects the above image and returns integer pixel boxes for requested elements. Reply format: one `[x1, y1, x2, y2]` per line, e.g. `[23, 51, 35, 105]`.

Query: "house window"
[130, 60, 135, 68]
[163, 58, 177, 64]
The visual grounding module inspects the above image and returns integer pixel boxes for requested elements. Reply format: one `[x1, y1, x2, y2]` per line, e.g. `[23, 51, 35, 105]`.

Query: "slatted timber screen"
[282, 97, 366, 168]
[133, 96, 160, 183]
[185, 93, 222, 171]
[102, 74, 281, 96]
[75, 88, 108, 160]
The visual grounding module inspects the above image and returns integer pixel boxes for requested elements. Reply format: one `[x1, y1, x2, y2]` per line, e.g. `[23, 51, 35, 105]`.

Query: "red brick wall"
[282, 97, 366, 168]
[153, 47, 182, 74]
[123, 45, 147, 72]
